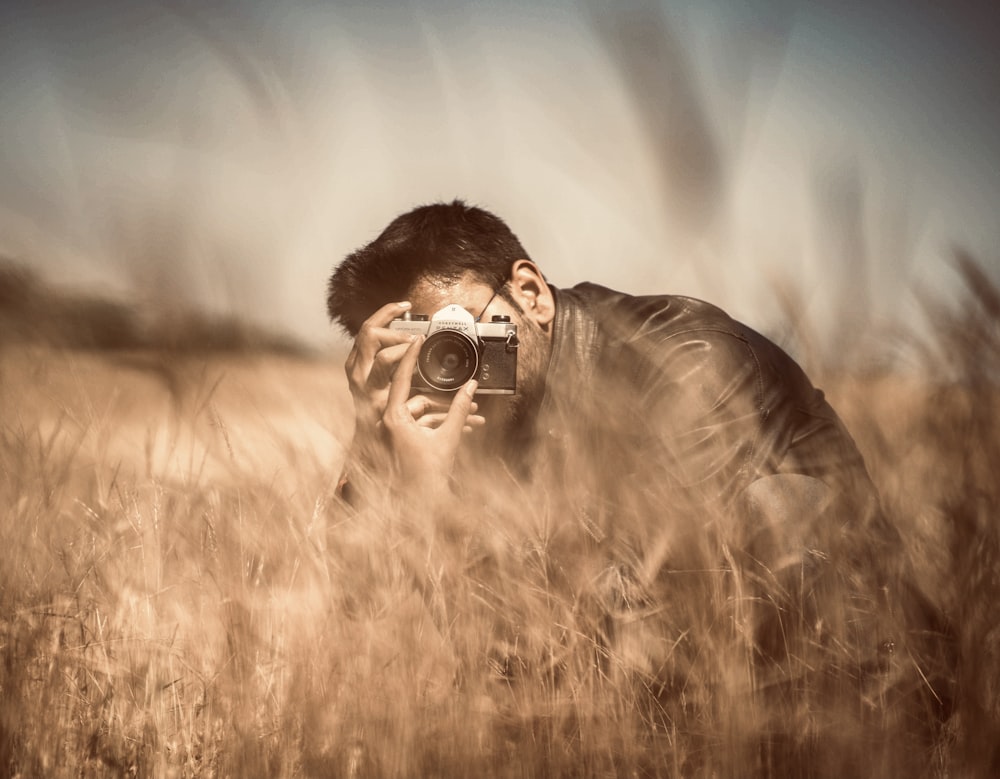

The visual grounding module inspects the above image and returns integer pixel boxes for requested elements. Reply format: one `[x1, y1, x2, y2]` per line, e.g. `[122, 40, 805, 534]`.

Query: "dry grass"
[1, 257, 999, 778]
[3, 3, 996, 775]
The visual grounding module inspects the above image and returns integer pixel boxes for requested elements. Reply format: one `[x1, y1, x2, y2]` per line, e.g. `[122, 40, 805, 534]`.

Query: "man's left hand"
[382, 336, 484, 499]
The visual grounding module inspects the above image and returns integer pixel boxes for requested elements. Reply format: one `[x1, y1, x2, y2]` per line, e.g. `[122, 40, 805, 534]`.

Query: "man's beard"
[471, 315, 549, 463]
[508, 315, 549, 426]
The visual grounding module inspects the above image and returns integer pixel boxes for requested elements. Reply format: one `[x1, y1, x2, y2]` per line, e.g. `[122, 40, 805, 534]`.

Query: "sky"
[1, 0, 998, 361]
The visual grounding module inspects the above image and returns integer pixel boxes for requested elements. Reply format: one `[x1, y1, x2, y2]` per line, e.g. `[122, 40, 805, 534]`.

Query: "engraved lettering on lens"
[419, 330, 478, 391]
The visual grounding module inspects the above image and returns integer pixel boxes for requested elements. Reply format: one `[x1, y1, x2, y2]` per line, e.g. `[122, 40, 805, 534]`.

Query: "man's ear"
[509, 260, 555, 330]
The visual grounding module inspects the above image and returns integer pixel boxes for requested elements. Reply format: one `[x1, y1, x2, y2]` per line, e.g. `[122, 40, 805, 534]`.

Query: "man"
[326, 200, 950, 775]
[329, 200, 886, 531]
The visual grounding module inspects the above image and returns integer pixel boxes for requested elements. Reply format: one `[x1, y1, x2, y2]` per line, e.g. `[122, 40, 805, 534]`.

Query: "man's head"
[328, 200, 556, 439]
[328, 200, 534, 338]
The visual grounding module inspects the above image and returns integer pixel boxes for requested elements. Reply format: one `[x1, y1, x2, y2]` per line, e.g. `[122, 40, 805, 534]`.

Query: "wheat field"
[1, 257, 998, 778]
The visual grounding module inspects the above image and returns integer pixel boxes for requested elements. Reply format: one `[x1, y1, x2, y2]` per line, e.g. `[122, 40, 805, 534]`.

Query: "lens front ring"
[417, 330, 479, 391]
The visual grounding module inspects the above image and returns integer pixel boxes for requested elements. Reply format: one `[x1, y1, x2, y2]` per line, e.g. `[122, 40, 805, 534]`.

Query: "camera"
[389, 304, 518, 394]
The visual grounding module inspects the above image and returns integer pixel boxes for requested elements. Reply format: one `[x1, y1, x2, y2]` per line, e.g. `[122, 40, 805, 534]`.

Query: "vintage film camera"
[389, 304, 518, 394]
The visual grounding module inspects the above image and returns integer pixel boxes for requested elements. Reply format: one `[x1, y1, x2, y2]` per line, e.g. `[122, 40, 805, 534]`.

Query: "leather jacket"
[534, 282, 882, 517]
[530, 283, 952, 760]
[529, 283, 915, 672]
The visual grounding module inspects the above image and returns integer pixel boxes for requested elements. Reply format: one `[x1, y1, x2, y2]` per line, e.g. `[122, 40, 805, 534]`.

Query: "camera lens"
[418, 330, 479, 391]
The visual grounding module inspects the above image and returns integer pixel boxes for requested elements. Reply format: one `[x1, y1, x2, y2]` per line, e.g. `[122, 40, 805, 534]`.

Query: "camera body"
[389, 304, 518, 394]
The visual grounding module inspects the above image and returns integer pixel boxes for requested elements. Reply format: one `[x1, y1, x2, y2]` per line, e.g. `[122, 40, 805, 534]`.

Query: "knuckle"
[384, 409, 406, 431]
[348, 369, 367, 391]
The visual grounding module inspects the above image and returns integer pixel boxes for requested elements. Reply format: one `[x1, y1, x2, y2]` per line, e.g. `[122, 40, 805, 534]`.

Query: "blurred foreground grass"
[1, 258, 999, 778]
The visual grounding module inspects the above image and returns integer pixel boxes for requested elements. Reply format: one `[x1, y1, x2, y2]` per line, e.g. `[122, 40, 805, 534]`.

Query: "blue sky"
[1, 0, 997, 358]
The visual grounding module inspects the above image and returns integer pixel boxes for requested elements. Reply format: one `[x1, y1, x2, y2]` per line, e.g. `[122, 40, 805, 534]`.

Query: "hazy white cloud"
[0, 0, 996, 357]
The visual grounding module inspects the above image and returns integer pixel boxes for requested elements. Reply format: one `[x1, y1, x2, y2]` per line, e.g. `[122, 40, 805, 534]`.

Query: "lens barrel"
[417, 330, 479, 391]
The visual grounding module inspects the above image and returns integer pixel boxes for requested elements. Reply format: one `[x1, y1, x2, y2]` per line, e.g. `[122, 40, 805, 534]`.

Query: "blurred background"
[1, 0, 998, 362]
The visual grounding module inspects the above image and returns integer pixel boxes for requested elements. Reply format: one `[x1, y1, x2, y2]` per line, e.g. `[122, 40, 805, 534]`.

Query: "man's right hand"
[341, 301, 484, 490]
[345, 301, 420, 433]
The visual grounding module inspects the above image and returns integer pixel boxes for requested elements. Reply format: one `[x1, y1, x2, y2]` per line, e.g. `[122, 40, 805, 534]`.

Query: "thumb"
[439, 380, 478, 442]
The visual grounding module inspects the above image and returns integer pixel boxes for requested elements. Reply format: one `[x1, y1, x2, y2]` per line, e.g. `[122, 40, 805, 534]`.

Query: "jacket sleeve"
[633, 327, 775, 505]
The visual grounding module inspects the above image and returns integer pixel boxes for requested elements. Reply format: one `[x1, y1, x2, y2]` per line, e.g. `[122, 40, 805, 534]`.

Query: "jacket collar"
[539, 285, 602, 420]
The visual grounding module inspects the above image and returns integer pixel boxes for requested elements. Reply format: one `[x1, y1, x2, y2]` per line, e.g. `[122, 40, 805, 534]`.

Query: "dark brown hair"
[327, 200, 532, 336]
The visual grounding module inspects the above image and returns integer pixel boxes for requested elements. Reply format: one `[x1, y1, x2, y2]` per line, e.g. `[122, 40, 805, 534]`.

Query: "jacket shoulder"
[565, 282, 749, 353]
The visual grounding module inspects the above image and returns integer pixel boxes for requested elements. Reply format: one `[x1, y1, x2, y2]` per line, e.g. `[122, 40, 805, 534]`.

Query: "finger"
[348, 302, 413, 364]
[403, 394, 452, 419]
[351, 301, 419, 376]
[386, 337, 423, 419]
[350, 329, 416, 385]
[462, 415, 487, 434]
[438, 380, 478, 442]
[369, 300, 414, 329]
[366, 341, 416, 390]
[416, 413, 448, 429]
[419, 409, 485, 430]
[354, 325, 415, 363]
